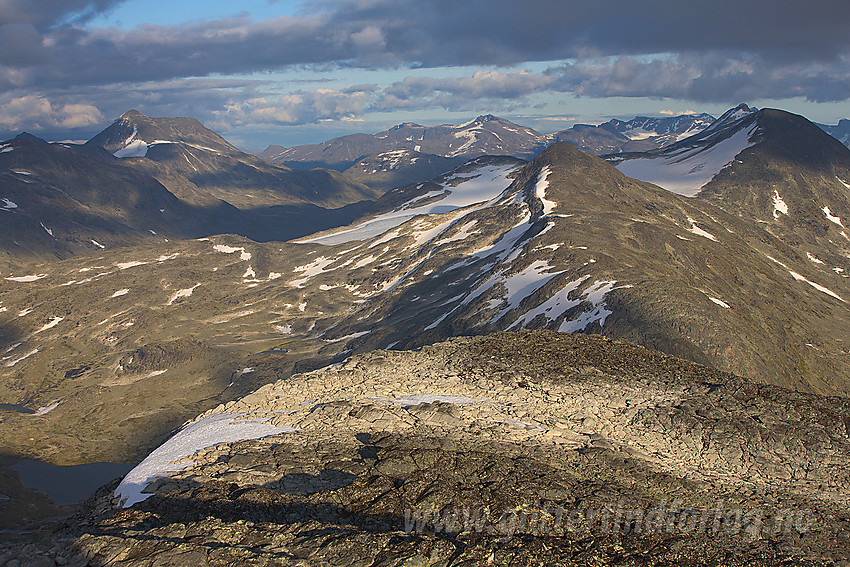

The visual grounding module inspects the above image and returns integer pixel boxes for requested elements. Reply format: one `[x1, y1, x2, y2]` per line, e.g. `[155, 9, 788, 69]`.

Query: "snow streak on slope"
[765, 255, 845, 302]
[614, 123, 757, 196]
[299, 163, 519, 245]
[823, 206, 845, 228]
[534, 166, 557, 215]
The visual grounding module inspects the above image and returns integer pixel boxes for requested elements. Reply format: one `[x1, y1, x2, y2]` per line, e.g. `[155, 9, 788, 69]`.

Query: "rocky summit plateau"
[1, 104, 850, 566]
[4, 332, 850, 565]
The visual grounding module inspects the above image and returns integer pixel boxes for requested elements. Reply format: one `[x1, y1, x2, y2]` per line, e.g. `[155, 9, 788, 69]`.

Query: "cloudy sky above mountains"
[1, 0, 849, 147]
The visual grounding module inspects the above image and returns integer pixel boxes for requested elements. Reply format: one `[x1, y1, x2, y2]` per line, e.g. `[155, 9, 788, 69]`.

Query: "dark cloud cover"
[0, 0, 123, 29]
[0, 0, 848, 140]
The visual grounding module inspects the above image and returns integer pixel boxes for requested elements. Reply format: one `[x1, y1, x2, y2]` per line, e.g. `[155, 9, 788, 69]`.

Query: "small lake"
[0, 404, 35, 414]
[11, 460, 135, 505]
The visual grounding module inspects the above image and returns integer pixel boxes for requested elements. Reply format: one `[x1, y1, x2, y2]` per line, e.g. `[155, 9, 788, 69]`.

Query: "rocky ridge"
[553, 112, 716, 155]
[259, 115, 549, 172]
[5, 331, 849, 565]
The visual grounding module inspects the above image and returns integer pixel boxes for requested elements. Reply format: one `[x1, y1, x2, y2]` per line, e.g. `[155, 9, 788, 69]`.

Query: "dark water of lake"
[11, 460, 135, 505]
[0, 403, 35, 414]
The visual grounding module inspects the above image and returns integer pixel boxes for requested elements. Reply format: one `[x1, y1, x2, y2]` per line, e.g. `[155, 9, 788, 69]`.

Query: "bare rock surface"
[8, 331, 848, 565]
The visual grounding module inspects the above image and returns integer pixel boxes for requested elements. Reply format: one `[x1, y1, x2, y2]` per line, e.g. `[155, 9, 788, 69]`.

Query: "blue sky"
[1, 0, 849, 149]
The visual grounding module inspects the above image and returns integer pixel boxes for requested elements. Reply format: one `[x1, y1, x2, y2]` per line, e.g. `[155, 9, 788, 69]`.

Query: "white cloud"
[0, 95, 103, 130]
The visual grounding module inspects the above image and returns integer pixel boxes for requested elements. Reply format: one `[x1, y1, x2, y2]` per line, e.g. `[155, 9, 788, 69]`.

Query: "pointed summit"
[13, 132, 48, 144]
[699, 108, 850, 231]
[87, 109, 238, 158]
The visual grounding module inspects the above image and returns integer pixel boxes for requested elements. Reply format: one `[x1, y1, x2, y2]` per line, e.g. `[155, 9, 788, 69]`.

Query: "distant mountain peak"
[710, 103, 757, 127]
[88, 110, 237, 158]
[389, 122, 424, 131]
[13, 132, 48, 144]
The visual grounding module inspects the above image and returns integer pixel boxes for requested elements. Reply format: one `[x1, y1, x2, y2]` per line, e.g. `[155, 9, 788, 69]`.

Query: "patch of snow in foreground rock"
[389, 394, 489, 406]
[116, 413, 296, 507]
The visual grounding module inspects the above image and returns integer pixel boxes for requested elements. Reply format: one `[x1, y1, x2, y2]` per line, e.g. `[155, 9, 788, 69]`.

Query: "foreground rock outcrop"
[4, 331, 849, 565]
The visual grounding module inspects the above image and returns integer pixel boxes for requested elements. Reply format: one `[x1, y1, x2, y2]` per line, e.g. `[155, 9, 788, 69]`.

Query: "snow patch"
[6, 349, 38, 367]
[91, 239, 106, 249]
[709, 297, 731, 308]
[390, 394, 488, 406]
[807, 252, 824, 265]
[34, 317, 63, 333]
[5, 274, 46, 282]
[116, 261, 147, 270]
[687, 217, 717, 241]
[534, 166, 557, 215]
[1, 198, 18, 210]
[772, 190, 788, 219]
[558, 281, 618, 332]
[289, 256, 336, 288]
[765, 255, 845, 302]
[114, 139, 148, 158]
[615, 122, 757, 196]
[115, 412, 296, 507]
[823, 206, 845, 228]
[324, 331, 371, 343]
[166, 283, 201, 305]
[486, 260, 566, 322]
[353, 255, 379, 269]
[299, 163, 518, 245]
[213, 244, 251, 262]
[113, 129, 149, 158]
[32, 402, 59, 416]
[111, 289, 130, 298]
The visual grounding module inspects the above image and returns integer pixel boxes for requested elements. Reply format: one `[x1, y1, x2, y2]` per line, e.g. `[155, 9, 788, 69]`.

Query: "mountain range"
[257, 112, 721, 177]
[258, 109, 850, 194]
[819, 118, 850, 147]
[2, 103, 850, 563]
[0, 111, 381, 269]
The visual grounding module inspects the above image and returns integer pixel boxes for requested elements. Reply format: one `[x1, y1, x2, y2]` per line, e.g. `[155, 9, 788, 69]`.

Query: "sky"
[1, 0, 849, 149]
